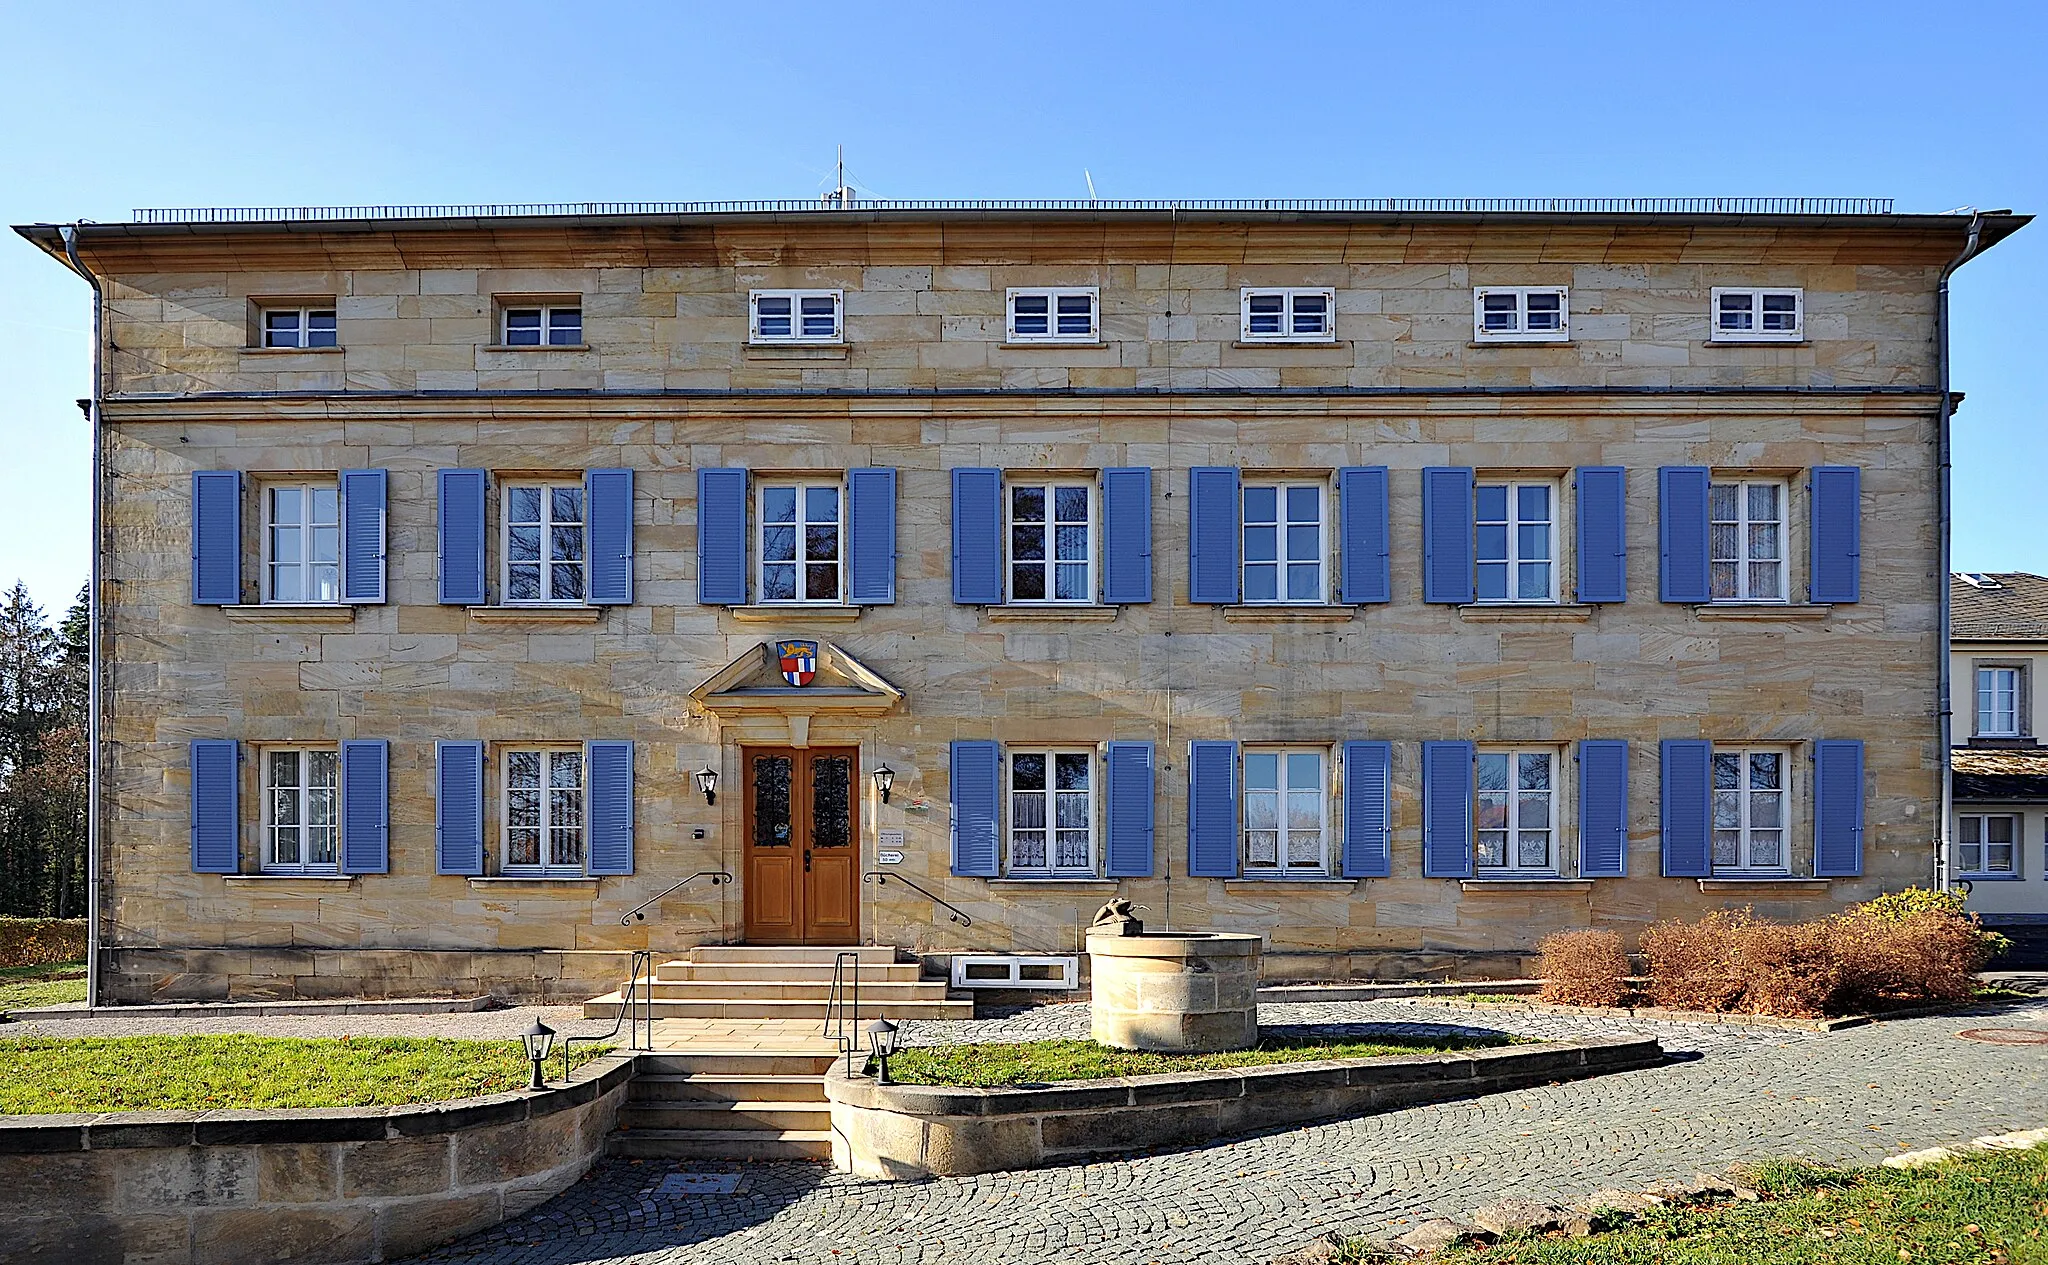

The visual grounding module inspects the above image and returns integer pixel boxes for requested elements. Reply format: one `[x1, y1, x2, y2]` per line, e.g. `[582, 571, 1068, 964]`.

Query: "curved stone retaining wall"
[0, 1054, 634, 1265]
[826, 1036, 1664, 1180]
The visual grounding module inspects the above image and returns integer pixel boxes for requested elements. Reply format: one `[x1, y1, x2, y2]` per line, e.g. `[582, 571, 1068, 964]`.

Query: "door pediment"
[690, 640, 904, 747]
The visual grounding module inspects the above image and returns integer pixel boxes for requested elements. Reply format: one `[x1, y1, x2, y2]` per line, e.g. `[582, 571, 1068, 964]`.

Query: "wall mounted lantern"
[873, 765, 895, 804]
[695, 766, 718, 805]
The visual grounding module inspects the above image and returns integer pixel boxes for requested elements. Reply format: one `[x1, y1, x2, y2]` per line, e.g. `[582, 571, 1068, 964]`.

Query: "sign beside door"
[742, 746, 860, 944]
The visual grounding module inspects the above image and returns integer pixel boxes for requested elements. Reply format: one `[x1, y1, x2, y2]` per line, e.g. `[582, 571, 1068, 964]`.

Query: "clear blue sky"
[2, 1, 2042, 617]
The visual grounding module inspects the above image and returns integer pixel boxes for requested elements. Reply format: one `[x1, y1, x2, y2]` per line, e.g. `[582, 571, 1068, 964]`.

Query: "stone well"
[1087, 930, 1262, 1052]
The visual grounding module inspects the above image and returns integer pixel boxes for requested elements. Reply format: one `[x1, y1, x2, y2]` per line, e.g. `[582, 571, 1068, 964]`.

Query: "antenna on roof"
[823, 146, 857, 210]
[1085, 170, 1097, 204]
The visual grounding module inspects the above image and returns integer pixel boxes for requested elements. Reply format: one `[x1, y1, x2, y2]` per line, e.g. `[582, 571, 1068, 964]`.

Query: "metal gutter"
[58, 225, 104, 1007]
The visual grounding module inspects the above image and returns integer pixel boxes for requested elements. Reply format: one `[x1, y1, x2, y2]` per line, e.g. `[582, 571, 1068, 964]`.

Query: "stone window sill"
[1692, 603, 1831, 621]
[1469, 338, 1571, 348]
[482, 344, 592, 352]
[1964, 737, 2039, 748]
[1959, 873, 2025, 882]
[1705, 338, 1811, 347]
[987, 878, 1121, 889]
[1696, 877, 1830, 892]
[243, 346, 345, 355]
[466, 876, 601, 888]
[466, 605, 605, 624]
[1460, 878, 1594, 894]
[728, 604, 863, 623]
[224, 874, 358, 885]
[1224, 878, 1358, 892]
[1230, 340, 1345, 350]
[220, 604, 357, 624]
[745, 343, 848, 360]
[984, 605, 1120, 622]
[1221, 605, 1355, 623]
[1458, 604, 1594, 622]
[1002, 341, 1108, 349]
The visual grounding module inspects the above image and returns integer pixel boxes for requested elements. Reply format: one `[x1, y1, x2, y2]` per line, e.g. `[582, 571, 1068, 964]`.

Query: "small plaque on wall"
[877, 829, 905, 865]
[878, 850, 905, 865]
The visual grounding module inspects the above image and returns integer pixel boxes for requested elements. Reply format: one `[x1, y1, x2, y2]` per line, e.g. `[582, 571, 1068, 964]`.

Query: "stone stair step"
[606, 1128, 833, 1161]
[582, 996, 973, 1021]
[618, 1101, 831, 1131]
[629, 1073, 827, 1103]
[655, 961, 926, 983]
[634, 1052, 841, 1076]
[687, 945, 900, 965]
[638, 980, 953, 1001]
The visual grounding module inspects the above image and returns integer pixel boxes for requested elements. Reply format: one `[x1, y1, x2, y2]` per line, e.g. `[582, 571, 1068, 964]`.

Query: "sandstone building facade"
[18, 199, 2028, 1001]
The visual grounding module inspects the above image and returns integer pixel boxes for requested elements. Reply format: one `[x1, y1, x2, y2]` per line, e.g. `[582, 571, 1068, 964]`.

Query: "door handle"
[804, 849, 812, 872]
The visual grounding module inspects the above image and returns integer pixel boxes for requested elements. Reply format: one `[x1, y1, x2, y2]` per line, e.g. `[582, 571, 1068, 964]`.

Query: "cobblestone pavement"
[408, 999, 2048, 1265]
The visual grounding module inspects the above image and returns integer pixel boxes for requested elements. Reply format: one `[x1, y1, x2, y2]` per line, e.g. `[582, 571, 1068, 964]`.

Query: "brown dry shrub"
[1830, 908, 1995, 1009]
[0, 919, 87, 969]
[1731, 919, 1843, 1018]
[1640, 909, 1750, 1012]
[1536, 929, 1632, 1006]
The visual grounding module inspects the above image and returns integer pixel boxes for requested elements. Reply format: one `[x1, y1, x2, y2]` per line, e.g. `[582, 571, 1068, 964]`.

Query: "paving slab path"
[402, 997, 2048, 1265]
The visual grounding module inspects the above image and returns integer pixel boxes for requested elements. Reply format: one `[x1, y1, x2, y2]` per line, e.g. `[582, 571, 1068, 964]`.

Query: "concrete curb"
[1882, 1126, 2048, 1169]
[1, 994, 497, 1022]
[1257, 979, 1541, 1004]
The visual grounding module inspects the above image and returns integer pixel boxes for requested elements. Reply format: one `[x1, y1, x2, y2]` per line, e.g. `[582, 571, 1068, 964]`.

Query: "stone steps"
[631, 1072, 827, 1102]
[686, 945, 899, 965]
[617, 1100, 832, 1131]
[606, 1128, 834, 1161]
[654, 961, 925, 983]
[633, 979, 953, 1001]
[582, 993, 971, 1020]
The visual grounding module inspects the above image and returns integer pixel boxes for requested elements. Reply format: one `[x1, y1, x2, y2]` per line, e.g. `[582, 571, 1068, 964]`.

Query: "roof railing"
[127, 196, 1899, 225]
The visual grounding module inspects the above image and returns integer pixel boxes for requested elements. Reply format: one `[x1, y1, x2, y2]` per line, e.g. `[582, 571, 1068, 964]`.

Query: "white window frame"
[1241, 746, 1331, 876]
[262, 746, 340, 875]
[501, 481, 588, 606]
[499, 303, 582, 347]
[1475, 747, 1560, 875]
[749, 289, 845, 344]
[1006, 287, 1100, 343]
[1711, 746, 1791, 874]
[1472, 286, 1570, 343]
[755, 479, 845, 606]
[1709, 287, 1804, 343]
[1958, 813, 2020, 878]
[1004, 749, 1097, 877]
[1240, 479, 1329, 605]
[1708, 478, 1789, 603]
[1473, 478, 1560, 604]
[262, 481, 341, 605]
[1005, 478, 1096, 604]
[1239, 288, 1337, 343]
[1976, 665, 2023, 738]
[501, 746, 587, 876]
[261, 306, 338, 349]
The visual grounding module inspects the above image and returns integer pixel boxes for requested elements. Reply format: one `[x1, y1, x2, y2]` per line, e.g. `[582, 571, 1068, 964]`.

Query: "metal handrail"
[863, 871, 973, 926]
[620, 871, 731, 925]
[823, 950, 863, 1072]
[563, 947, 653, 1080]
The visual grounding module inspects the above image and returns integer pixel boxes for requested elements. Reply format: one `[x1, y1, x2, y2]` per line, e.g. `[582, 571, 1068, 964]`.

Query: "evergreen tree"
[0, 581, 87, 917]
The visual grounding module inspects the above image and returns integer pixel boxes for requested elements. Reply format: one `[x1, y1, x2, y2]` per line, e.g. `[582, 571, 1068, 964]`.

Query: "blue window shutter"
[1100, 468, 1154, 604]
[585, 468, 634, 605]
[586, 740, 635, 876]
[1103, 741, 1156, 877]
[697, 468, 748, 606]
[1813, 739, 1865, 878]
[1337, 467, 1392, 605]
[1421, 467, 1475, 605]
[1421, 740, 1474, 877]
[1341, 740, 1392, 878]
[339, 469, 388, 604]
[949, 740, 1001, 877]
[190, 470, 242, 605]
[1577, 739, 1629, 878]
[434, 740, 485, 876]
[436, 468, 487, 606]
[1187, 740, 1240, 878]
[1574, 466, 1627, 604]
[189, 739, 239, 873]
[1809, 466, 1861, 604]
[1187, 467, 1241, 605]
[846, 467, 898, 605]
[950, 469, 1003, 604]
[1659, 739, 1712, 877]
[1658, 467, 1711, 603]
[339, 739, 390, 874]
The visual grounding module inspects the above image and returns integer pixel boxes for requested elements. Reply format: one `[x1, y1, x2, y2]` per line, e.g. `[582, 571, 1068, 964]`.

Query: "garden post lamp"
[867, 1018, 900, 1084]
[872, 765, 895, 804]
[522, 1020, 556, 1091]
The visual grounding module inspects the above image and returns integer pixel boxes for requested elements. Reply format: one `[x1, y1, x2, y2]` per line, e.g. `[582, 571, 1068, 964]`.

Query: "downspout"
[1935, 212, 1988, 892]
[59, 225, 105, 1005]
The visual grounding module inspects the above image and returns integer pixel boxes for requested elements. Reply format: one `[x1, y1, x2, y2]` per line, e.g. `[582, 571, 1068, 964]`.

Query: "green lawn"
[1326, 1145, 2048, 1264]
[881, 1033, 1518, 1088]
[0, 960, 87, 1011]
[0, 1035, 611, 1114]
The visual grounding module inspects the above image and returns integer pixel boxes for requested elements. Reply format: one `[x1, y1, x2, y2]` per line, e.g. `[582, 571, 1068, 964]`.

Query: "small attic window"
[1961, 573, 2003, 589]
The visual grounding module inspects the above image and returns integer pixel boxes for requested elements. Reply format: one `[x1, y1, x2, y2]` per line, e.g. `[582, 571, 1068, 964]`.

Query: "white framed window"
[1242, 481, 1326, 603]
[751, 289, 844, 344]
[1710, 287, 1803, 342]
[264, 483, 340, 604]
[1476, 749, 1558, 873]
[500, 303, 582, 347]
[1240, 288, 1335, 342]
[1474, 480, 1558, 603]
[262, 306, 337, 349]
[1243, 747, 1329, 874]
[1958, 813, 2019, 877]
[503, 482, 586, 604]
[1709, 479, 1787, 602]
[1006, 287, 1099, 342]
[503, 748, 585, 875]
[1976, 666, 2023, 737]
[1007, 481, 1094, 603]
[1473, 287, 1570, 342]
[757, 481, 843, 604]
[263, 747, 338, 874]
[1006, 750, 1095, 875]
[1712, 748, 1789, 873]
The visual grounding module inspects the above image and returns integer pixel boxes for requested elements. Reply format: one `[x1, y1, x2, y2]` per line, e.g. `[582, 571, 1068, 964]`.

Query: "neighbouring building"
[1951, 571, 2048, 932]
[15, 198, 2028, 1003]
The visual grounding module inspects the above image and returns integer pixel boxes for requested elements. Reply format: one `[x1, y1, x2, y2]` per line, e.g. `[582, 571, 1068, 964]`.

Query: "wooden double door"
[741, 746, 860, 944]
